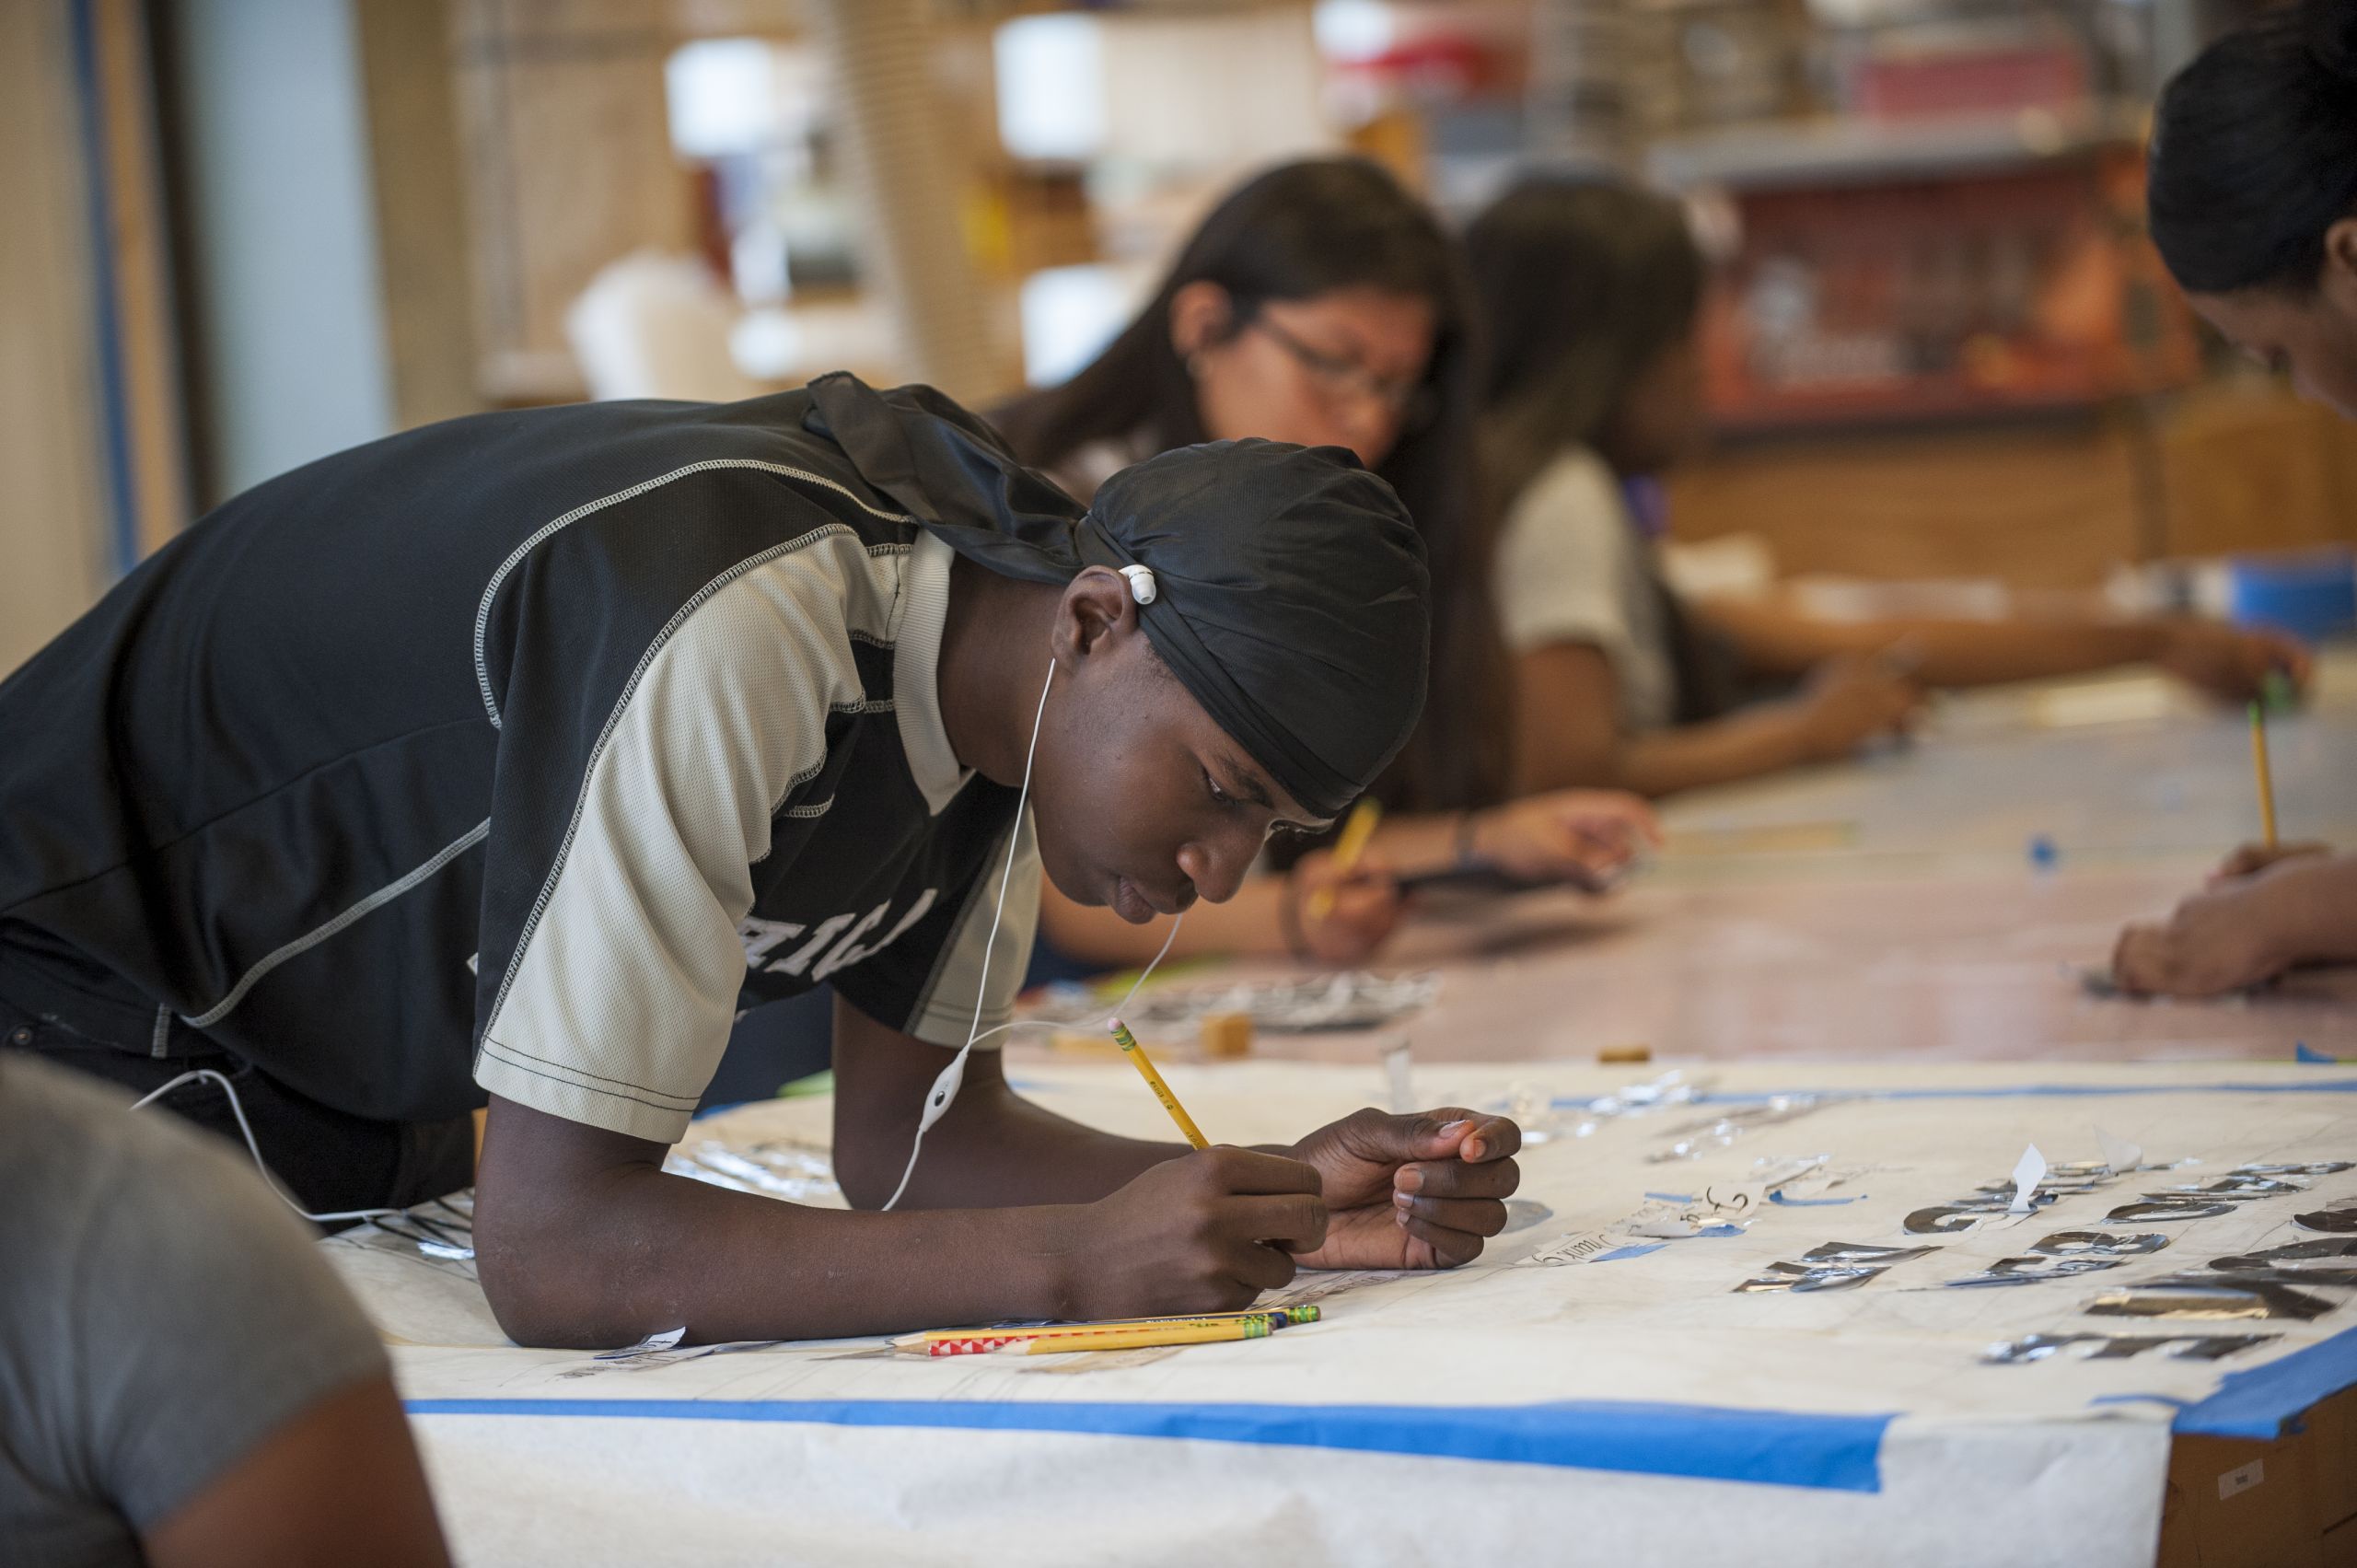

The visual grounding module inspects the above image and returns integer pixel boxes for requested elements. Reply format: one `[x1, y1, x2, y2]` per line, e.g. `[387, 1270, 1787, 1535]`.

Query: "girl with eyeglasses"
[997, 158, 1657, 972]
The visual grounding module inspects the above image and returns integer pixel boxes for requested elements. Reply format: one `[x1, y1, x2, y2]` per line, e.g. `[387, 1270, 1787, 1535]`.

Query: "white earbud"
[1119, 563, 1158, 606]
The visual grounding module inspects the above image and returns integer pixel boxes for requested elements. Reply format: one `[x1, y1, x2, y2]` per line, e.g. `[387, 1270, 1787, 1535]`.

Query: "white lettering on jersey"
[767, 911, 858, 976]
[858, 887, 937, 964]
[809, 902, 891, 982]
[744, 889, 940, 981]
[737, 917, 807, 965]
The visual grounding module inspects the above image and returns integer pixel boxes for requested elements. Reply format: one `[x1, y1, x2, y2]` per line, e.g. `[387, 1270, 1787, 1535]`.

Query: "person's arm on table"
[1514, 638, 1921, 798]
[2112, 849, 2357, 997]
[1365, 780, 1663, 879]
[1696, 598, 2311, 701]
[473, 999, 1524, 1347]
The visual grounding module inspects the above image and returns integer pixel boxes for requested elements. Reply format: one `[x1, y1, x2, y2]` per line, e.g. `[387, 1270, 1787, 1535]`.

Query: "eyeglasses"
[1248, 313, 1437, 430]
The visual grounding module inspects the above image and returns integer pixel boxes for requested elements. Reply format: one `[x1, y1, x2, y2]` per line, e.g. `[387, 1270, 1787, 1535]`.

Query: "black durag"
[806, 372, 1430, 819]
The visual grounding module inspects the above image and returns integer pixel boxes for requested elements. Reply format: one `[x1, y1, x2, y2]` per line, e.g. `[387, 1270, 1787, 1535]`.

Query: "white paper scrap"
[2098, 1127, 2143, 1176]
[2009, 1144, 2048, 1214]
[1384, 1040, 1414, 1115]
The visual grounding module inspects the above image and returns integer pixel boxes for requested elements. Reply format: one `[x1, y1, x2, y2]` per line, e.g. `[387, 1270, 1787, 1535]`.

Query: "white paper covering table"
[333, 1058, 2357, 1568]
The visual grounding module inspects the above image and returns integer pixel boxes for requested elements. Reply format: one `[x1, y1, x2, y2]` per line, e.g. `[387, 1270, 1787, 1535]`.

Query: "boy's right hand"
[1063, 1147, 1327, 1318]
[1793, 656, 1924, 760]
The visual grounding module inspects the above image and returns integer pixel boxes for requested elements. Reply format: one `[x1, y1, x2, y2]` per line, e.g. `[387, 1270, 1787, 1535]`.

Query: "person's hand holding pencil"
[1306, 799, 1384, 923]
[1061, 1146, 1329, 1318]
[1285, 843, 1400, 964]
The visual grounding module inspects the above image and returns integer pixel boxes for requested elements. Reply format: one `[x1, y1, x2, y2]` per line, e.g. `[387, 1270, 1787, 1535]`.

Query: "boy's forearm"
[472, 1092, 1136, 1348]
[474, 1145, 1087, 1348]
[838, 1070, 1189, 1211]
[830, 1002, 1191, 1210]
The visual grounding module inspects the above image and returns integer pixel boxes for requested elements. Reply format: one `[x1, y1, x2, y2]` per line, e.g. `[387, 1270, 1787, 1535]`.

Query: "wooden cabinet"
[1668, 381, 2357, 589]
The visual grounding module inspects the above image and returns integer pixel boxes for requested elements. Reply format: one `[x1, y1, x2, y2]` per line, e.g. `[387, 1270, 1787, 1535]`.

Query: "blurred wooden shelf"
[1667, 378, 2357, 592]
[1649, 100, 2147, 192]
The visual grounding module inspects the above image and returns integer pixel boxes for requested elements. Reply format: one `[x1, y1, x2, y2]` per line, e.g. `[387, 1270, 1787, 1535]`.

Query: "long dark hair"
[2149, 0, 2357, 295]
[1465, 178, 1705, 522]
[995, 158, 1504, 813]
[1466, 178, 1753, 725]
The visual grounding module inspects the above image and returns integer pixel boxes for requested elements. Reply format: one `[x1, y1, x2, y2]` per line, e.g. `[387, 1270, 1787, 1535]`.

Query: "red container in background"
[1697, 143, 2200, 432]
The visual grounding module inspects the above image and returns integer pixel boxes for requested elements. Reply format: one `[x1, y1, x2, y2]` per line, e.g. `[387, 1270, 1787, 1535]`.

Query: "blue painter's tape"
[1552, 1079, 2357, 1111]
[2171, 1322, 2357, 1439]
[1696, 1224, 1746, 1237]
[1770, 1191, 1865, 1206]
[2090, 1394, 2192, 1411]
[1591, 1243, 1668, 1263]
[403, 1395, 1892, 1492]
[1643, 1191, 1695, 1202]
[2296, 1043, 2340, 1065]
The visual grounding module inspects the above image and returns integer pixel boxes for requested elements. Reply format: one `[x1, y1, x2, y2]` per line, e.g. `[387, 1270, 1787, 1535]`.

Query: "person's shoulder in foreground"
[0, 1054, 449, 1568]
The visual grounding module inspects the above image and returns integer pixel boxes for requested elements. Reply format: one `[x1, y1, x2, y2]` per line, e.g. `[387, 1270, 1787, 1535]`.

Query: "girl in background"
[1469, 178, 2310, 801]
[999, 159, 1656, 970]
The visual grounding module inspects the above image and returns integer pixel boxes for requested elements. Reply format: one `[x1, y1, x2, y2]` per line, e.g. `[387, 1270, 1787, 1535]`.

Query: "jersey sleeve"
[474, 541, 877, 1144]
[830, 806, 1039, 1050]
[1492, 447, 1647, 662]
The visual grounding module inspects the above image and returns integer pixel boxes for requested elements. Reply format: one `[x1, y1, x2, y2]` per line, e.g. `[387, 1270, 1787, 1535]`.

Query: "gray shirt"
[0, 1056, 389, 1566]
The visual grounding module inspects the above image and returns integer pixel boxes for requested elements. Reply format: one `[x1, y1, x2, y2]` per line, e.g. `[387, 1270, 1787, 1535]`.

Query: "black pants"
[2, 1001, 474, 1219]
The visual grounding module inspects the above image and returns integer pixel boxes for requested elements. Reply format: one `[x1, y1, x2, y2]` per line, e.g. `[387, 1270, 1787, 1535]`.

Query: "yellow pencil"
[1109, 1016, 1209, 1149]
[897, 1307, 1318, 1355]
[1307, 798, 1383, 923]
[1009, 1318, 1275, 1354]
[2250, 701, 2279, 849]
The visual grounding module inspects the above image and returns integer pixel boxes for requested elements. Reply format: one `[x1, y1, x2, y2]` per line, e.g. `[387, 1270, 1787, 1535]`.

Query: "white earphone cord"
[129, 1068, 405, 1225]
[880, 658, 1185, 1210]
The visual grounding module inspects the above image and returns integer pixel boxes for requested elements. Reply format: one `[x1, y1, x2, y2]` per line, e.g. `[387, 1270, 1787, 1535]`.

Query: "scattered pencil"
[897, 1307, 1319, 1357]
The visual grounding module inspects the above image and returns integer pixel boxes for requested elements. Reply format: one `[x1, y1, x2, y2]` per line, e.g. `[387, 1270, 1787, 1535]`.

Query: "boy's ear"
[1051, 566, 1139, 665]
[2323, 217, 2357, 309]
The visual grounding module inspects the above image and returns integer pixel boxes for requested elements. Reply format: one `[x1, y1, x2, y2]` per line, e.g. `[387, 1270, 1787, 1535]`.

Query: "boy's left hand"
[1276, 1109, 1521, 1271]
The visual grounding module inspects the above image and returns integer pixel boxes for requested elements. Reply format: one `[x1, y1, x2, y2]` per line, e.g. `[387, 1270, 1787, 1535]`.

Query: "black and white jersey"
[0, 390, 1038, 1144]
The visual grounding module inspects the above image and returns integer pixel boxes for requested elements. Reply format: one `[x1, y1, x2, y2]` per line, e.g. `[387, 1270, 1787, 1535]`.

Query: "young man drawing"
[0, 374, 1519, 1346]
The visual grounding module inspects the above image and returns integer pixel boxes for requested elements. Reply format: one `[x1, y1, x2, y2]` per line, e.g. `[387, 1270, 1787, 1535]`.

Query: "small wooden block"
[1597, 1044, 1652, 1065]
[1199, 1012, 1254, 1059]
